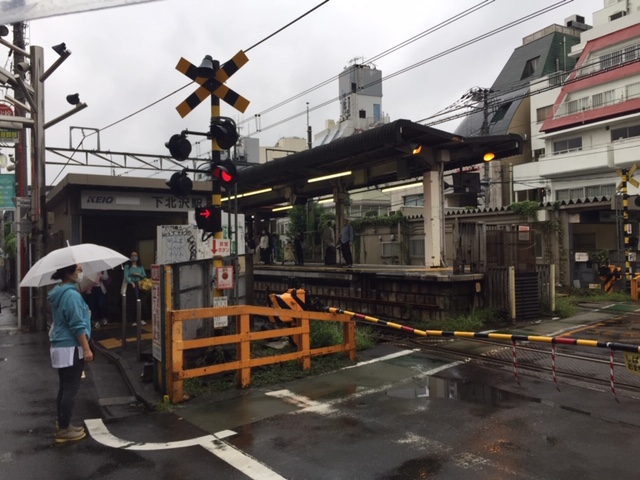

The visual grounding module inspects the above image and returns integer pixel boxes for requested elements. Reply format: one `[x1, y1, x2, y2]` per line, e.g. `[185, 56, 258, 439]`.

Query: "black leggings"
[56, 348, 85, 429]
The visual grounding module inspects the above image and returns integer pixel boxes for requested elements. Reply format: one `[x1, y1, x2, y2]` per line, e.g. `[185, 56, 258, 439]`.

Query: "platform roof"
[233, 119, 523, 214]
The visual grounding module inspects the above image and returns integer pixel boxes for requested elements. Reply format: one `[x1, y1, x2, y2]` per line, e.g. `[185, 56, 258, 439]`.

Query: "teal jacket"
[124, 264, 146, 284]
[48, 282, 91, 347]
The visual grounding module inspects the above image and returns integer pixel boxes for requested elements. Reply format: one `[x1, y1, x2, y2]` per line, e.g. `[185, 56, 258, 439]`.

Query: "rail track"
[376, 331, 640, 397]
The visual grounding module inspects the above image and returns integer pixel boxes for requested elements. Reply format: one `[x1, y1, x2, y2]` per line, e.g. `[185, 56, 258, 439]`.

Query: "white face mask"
[76, 271, 84, 283]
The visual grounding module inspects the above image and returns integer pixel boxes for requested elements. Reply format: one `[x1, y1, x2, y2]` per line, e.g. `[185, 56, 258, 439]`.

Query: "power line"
[244, 0, 576, 137]
[244, 0, 331, 53]
[241, 0, 495, 122]
[48, 1, 331, 183]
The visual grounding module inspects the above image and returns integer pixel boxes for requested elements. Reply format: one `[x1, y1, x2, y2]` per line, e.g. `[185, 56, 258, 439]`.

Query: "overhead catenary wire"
[47, 0, 332, 183]
[242, 0, 578, 136]
[50, 0, 599, 182]
[51, 0, 570, 179]
[244, 0, 496, 121]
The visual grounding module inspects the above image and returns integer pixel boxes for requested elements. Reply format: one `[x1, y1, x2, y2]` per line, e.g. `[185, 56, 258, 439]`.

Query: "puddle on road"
[386, 376, 537, 407]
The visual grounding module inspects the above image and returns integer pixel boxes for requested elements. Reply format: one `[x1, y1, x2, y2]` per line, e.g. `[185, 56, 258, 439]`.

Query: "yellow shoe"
[55, 427, 86, 444]
[56, 422, 85, 434]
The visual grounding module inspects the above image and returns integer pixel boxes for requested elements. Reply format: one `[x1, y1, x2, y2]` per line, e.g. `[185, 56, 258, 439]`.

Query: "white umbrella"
[20, 243, 129, 287]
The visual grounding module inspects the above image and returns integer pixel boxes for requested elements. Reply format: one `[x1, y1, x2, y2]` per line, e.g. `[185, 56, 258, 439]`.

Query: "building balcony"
[611, 136, 640, 169]
[537, 145, 612, 178]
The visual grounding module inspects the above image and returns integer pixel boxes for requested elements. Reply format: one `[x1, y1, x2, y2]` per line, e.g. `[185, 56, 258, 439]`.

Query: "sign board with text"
[212, 238, 231, 257]
[0, 103, 18, 143]
[0, 174, 15, 209]
[213, 296, 228, 328]
[216, 266, 234, 290]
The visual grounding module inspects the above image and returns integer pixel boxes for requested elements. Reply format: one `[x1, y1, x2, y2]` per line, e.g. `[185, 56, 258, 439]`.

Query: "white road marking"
[84, 419, 286, 480]
[85, 353, 463, 479]
[267, 357, 465, 415]
[340, 348, 419, 369]
[199, 437, 287, 480]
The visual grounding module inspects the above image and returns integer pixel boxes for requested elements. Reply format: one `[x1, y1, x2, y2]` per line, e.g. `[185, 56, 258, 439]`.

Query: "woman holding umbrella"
[48, 263, 93, 444]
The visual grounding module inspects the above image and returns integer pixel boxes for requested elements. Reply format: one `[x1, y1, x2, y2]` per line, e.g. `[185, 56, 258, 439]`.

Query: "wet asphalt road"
[3, 333, 640, 480]
[2, 301, 640, 479]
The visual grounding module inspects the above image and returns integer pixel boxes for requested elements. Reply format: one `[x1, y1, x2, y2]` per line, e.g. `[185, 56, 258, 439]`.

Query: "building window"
[536, 105, 553, 123]
[559, 97, 589, 116]
[601, 184, 616, 197]
[611, 124, 640, 141]
[624, 44, 639, 62]
[410, 237, 425, 258]
[610, 11, 627, 21]
[585, 184, 615, 198]
[569, 188, 583, 199]
[359, 109, 366, 119]
[491, 102, 512, 123]
[585, 185, 600, 197]
[556, 189, 570, 201]
[627, 82, 640, 100]
[521, 56, 540, 79]
[381, 242, 401, 258]
[600, 50, 624, 70]
[592, 89, 615, 109]
[403, 194, 424, 207]
[553, 137, 582, 154]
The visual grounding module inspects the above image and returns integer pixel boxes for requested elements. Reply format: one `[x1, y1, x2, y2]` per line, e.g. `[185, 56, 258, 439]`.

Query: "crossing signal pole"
[170, 50, 249, 311]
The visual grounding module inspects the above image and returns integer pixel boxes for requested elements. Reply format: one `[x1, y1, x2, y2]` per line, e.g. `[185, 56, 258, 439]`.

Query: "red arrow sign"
[199, 209, 211, 219]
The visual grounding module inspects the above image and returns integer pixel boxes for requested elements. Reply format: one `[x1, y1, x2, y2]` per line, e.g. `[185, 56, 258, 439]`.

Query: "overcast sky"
[5, 0, 604, 184]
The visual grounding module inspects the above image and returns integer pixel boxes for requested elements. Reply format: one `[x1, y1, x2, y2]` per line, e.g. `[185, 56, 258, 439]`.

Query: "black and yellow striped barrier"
[325, 306, 640, 353]
[325, 306, 640, 401]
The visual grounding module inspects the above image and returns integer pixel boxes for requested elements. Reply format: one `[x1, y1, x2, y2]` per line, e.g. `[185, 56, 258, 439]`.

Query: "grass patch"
[573, 291, 631, 303]
[399, 307, 502, 334]
[554, 296, 577, 318]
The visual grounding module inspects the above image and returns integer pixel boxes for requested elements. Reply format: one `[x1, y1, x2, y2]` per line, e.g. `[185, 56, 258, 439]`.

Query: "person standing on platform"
[124, 251, 147, 326]
[259, 230, 271, 264]
[86, 271, 110, 330]
[323, 221, 336, 265]
[339, 218, 355, 268]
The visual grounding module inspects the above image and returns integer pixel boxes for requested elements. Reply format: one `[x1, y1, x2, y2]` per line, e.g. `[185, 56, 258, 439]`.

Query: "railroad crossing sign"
[175, 50, 250, 118]
[616, 163, 640, 191]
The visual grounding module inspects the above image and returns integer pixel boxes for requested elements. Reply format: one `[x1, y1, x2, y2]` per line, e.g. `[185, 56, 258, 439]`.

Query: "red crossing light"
[211, 159, 238, 189]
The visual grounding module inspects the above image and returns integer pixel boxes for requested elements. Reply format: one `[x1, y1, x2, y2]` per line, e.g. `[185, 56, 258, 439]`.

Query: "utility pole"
[479, 88, 492, 207]
[11, 22, 29, 326]
[0, 34, 87, 330]
[209, 60, 224, 309]
[30, 45, 47, 331]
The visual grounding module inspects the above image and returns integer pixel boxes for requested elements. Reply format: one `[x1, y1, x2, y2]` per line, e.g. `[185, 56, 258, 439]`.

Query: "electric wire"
[244, 0, 576, 136]
[52, 0, 570, 179]
[244, 0, 331, 54]
[48, 0, 332, 183]
[244, 0, 495, 121]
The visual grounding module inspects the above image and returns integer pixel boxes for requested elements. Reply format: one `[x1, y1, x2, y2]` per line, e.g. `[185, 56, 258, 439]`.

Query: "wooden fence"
[163, 268, 355, 403]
